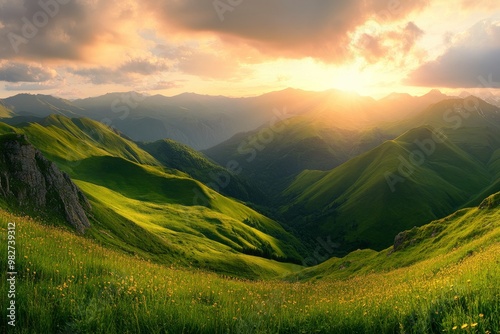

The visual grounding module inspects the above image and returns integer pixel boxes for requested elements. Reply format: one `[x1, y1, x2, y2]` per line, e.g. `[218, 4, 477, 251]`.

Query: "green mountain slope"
[204, 115, 391, 197]
[288, 191, 500, 281]
[283, 125, 498, 254]
[0, 116, 305, 277]
[0, 101, 13, 118]
[383, 97, 500, 138]
[140, 139, 266, 204]
[0, 115, 161, 167]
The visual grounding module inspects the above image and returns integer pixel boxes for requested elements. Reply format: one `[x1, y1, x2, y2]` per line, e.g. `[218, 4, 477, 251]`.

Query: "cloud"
[407, 19, 500, 88]
[460, 0, 500, 10]
[70, 57, 170, 84]
[4, 81, 60, 91]
[0, 0, 431, 81]
[149, 80, 182, 90]
[119, 58, 169, 75]
[0, 0, 145, 61]
[71, 67, 128, 85]
[156, 43, 252, 79]
[146, 0, 429, 63]
[0, 62, 57, 82]
[351, 21, 424, 65]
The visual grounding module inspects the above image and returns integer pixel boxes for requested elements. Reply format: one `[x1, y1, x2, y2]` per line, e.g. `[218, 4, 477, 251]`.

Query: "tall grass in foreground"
[1, 210, 499, 333]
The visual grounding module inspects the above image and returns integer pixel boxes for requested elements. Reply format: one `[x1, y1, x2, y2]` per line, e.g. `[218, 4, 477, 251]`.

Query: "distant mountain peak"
[458, 91, 472, 98]
[381, 92, 413, 101]
[422, 89, 446, 98]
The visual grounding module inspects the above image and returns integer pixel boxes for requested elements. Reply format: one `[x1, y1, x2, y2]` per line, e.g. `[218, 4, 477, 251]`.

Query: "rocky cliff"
[0, 134, 91, 232]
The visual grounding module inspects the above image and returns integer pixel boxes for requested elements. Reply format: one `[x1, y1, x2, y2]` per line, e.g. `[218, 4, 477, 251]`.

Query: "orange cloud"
[146, 0, 429, 64]
[0, 0, 148, 63]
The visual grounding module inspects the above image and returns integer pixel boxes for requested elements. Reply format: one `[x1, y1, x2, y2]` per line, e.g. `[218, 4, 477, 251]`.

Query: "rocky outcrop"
[0, 134, 91, 233]
[391, 226, 419, 253]
[478, 192, 500, 210]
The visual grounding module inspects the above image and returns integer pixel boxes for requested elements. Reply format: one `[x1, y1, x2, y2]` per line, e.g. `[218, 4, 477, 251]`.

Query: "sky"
[0, 0, 499, 99]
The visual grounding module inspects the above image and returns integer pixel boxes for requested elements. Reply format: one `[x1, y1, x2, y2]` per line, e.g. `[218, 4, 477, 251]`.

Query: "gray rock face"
[0, 134, 91, 233]
[392, 231, 407, 252]
[479, 193, 500, 210]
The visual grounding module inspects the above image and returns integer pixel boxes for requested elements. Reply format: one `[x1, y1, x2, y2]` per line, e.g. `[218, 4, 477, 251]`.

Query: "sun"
[330, 66, 372, 95]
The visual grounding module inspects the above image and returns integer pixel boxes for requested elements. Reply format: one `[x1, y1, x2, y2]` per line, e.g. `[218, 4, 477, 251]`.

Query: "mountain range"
[1, 89, 499, 259]
[0, 88, 453, 150]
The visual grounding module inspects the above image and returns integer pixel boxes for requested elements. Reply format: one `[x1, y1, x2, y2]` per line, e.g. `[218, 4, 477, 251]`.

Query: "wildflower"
[471, 323, 478, 327]
[479, 313, 484, 318]
[461, 324, 468, 329]
[452, 326, 457, 330]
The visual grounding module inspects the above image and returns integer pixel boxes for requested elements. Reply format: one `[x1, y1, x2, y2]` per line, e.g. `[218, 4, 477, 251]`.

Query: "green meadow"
[1, 192, 499, 333]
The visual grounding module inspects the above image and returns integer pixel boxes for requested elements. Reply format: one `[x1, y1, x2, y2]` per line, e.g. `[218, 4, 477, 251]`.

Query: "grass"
[0, 103, 13, 118]
[0, 201, 499, 333]
[77, 180, 303, 278]
[20, 115, 160, 167]
[286, 192, 500, 281]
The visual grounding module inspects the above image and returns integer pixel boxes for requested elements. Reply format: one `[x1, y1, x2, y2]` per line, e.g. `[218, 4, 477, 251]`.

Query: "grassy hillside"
[283, 126, 498, 254]
[287, 191, 500, 281]
[1, 193, 498, 333]
[0, 117, 305, 276]
[0, 101, 13, 118]
[20, 115, 161, 167]
[67, 155, 305, 265]
[140, 139, 266, 204]
[0, 122, 18, 134]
